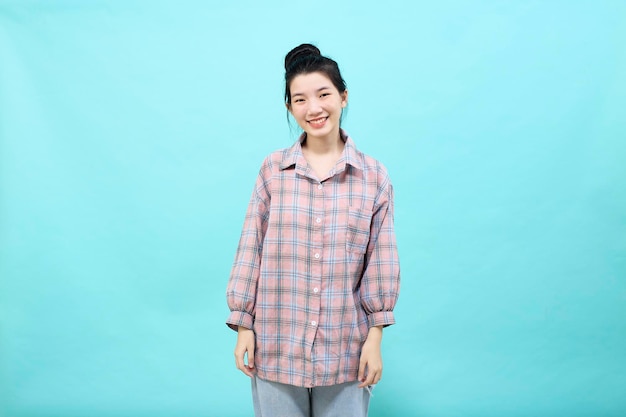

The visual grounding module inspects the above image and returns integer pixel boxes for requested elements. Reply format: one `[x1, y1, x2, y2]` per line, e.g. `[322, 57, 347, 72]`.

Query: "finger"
[358, 360, 366, 384]
[363, 370, 377, 387]
[234, 347, 253, 377]
[358, 366, 369, 388]
[234, 348, 241, 368]
[360, 373, 371, 388]
[234, 349, 245, 371]
[239, 355, 254, 377]
[247, 345, 255, 369]
[361, 363, 382, 388]
[242, 365, 254, 377]
[371, 370, 381, 385]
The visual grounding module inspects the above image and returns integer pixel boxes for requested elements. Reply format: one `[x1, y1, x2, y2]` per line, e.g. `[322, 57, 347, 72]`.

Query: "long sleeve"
[225, 161, 271, 331]
[360, 176, 400, 328]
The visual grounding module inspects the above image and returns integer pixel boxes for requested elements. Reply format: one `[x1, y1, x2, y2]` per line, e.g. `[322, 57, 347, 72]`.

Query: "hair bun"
[284, 43, 321, 71]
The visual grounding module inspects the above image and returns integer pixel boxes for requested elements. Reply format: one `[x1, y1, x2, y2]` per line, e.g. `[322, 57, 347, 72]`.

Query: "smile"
[307, 117, 328, 128]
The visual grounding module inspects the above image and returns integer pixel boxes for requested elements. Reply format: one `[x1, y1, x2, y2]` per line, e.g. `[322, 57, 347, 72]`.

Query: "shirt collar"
[279, 129, 363, 172]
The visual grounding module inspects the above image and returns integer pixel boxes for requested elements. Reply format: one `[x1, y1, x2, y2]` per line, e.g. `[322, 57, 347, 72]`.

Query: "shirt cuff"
[368, 311, 396, 328]
[226, 311, 254, 331]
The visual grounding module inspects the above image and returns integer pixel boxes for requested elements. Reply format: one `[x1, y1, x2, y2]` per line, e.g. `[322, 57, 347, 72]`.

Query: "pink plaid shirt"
[226, 131, 400, 388]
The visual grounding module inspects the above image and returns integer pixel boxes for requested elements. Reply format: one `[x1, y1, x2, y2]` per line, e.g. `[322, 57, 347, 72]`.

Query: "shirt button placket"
[309, 181, 324, 383]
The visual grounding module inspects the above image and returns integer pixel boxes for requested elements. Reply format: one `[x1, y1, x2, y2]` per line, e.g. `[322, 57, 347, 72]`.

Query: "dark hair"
[284, 44, 347, 106]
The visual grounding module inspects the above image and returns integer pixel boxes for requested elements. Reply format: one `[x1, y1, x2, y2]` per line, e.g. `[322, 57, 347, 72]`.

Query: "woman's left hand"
[358, 325, 383, 388]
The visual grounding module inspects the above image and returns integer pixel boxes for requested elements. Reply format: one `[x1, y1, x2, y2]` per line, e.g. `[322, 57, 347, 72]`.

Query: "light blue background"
[1, 1, 625, 416]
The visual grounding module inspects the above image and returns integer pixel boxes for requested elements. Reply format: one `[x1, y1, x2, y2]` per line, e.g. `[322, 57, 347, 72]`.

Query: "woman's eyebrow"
[291, 86, 332, 97]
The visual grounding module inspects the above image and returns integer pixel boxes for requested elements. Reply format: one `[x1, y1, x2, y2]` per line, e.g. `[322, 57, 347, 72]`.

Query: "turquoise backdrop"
[1, 1, 625, 416]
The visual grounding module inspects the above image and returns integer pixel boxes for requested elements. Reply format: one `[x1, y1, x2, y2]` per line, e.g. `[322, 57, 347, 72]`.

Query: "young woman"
[226, 44, 400, 417]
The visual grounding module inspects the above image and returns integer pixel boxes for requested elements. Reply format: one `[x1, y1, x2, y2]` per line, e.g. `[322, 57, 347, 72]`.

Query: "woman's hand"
[234, 326, 256, 377]
[358, 325, 383, 388]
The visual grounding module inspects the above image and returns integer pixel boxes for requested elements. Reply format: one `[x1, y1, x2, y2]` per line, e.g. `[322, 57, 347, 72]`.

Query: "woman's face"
[288, 72, 348, 142]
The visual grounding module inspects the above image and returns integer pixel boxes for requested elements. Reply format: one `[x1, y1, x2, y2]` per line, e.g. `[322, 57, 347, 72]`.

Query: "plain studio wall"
[0, 1, 624, 416]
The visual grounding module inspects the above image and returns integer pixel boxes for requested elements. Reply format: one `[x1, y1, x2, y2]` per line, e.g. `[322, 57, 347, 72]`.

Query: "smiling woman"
[225, 44, 401, 417]
[289, 72, 348, 178]
[1, 2, 624, 416]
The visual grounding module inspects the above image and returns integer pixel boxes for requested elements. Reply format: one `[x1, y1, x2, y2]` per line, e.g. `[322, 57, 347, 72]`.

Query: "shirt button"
[311, 321, 317, 326]
[313, 287, 319, 293]
[316, 217, 321, 224]
[317, 184, 323, 190]
[314, 253, 320, 259]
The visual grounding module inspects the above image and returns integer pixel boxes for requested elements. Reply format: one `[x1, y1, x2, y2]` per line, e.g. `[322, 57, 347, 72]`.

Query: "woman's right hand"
[234, 326, 256, 377]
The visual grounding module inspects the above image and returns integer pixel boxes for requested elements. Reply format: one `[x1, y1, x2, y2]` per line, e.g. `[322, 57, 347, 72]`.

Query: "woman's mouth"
[307, 117, 328, 128]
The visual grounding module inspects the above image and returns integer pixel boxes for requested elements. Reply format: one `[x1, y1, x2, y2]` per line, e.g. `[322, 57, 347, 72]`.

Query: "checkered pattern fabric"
[227, 131, 400, 388]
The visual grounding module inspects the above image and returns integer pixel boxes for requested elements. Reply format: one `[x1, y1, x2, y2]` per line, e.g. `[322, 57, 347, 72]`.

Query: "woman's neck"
[302, 130, 344, 156]
[301, 131, 345, 180]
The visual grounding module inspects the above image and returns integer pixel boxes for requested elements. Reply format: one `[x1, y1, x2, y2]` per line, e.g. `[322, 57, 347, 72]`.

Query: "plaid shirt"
[226, 131, 400, 388]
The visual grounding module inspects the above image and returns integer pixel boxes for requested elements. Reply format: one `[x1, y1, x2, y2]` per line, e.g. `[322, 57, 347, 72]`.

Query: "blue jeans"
[251, 376, 371, 417]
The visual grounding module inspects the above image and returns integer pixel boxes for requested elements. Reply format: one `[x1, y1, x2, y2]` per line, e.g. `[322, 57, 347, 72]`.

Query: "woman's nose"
[307, 99, 322, 114]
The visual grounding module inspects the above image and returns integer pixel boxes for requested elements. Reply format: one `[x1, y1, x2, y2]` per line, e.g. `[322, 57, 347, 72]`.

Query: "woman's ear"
[341, 90, 348, 108]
